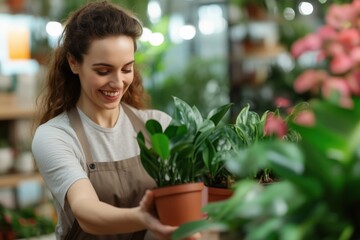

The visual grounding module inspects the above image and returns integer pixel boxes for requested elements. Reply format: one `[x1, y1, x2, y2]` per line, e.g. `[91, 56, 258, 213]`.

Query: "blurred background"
[0, 0, 351, 238]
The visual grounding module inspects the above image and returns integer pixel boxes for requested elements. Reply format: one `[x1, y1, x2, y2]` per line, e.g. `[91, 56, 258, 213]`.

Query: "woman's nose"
[110, 71, 125, 87]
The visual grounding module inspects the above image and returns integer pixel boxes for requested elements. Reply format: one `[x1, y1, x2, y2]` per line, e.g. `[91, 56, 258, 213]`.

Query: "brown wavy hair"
[35, 0, 149, 127]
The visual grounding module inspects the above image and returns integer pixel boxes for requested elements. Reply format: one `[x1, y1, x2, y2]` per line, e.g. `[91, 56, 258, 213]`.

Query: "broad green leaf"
[207, 103, 233, 126]
[172, 96, 198, 133]
[198, 119, 215, 133]
[137, 132, 161, 183]
[151, 134, 170, 160]
[145, 119, 163, 135]
[192, 105, 204, 130]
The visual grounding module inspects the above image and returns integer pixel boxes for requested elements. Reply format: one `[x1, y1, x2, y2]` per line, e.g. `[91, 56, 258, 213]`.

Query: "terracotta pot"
[207, 187, 233, 203]
[153, 182, 204, 226]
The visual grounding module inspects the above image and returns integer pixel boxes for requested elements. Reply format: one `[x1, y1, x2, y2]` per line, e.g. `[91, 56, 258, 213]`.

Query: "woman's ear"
[67, 54, 79, 74]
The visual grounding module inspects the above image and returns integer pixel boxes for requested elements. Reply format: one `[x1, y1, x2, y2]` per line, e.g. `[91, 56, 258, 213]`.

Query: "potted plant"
[137, 96, 233, 225]
[200, 104, 269, 203]
[198, 124, 238, 203]
[196, 102, 301, 203]
[0, 140, 13, 175]
[230, 102, 302, 184]
[173, 96, 360, 240]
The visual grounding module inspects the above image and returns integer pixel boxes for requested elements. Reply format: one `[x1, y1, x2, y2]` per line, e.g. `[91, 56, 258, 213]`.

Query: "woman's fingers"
[140, 190, 177, 239]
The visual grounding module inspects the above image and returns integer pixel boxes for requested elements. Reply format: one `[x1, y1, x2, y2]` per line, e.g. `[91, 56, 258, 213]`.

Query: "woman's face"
[69, 35, 135, 113]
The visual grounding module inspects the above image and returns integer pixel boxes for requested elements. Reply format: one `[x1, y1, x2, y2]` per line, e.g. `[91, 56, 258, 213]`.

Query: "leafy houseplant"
[231, 103, 301, 184]
[137, 96, 233, 225]
[137, 97, 233, 187]
[173, 97, 360, 240]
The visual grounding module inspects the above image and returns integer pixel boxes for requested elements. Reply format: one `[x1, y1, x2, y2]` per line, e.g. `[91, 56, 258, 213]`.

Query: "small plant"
[230, 103, 302, 183]
[137, 96, 233, 188]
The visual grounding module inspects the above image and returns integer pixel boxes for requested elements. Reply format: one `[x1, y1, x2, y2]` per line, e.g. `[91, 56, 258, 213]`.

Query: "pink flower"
[264, 112, 287, 139]
[274, 97, 291, 108]
[294, 69, 327, 94]
[349, 46, 360, 62]
[294, 110, 315, 127]
[321, 77, 353, 108]
[326, 3, 356, 30]
[352, 0, 360, 8]
[317, 25, 337, 42]
[323, 41, 344, 58]
[291, 33, 322, 59]
[329, 53, 354, 74]
[291, 1, 360, 105]
[337, 28, 360, 50]
[346, 71, 360, 96]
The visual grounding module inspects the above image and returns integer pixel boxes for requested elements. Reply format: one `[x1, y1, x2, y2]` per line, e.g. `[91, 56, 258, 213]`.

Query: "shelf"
[244, 44, 285, 59]
[0, 93, 35, 120]
[0, 172, 43, 188]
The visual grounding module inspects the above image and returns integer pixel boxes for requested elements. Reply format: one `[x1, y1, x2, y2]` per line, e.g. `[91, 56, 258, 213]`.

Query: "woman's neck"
[76, 102, 120, 128]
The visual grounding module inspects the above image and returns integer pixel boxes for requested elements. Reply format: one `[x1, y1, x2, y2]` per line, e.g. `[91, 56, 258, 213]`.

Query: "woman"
[32, 1, 176, 239]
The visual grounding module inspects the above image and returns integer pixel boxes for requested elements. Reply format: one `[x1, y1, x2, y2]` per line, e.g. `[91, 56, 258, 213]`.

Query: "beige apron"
[65, 104, 156, 240]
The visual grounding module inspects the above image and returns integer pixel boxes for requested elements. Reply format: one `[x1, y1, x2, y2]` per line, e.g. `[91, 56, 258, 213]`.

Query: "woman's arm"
[67, 178, 176, 238]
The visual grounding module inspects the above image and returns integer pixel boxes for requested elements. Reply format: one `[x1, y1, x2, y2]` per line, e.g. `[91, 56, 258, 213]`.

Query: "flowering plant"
[231, 101, 311, 184]
[291, 0, 360, 107]
[173, 95, 360, 240]
[0, 204, 55, 239]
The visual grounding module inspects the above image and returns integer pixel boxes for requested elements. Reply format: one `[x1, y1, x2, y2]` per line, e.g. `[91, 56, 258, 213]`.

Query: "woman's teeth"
[102, 90, 119, 97]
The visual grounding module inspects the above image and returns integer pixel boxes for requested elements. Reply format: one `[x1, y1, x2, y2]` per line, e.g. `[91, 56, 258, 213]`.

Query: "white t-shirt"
[31, 103, 171, 239]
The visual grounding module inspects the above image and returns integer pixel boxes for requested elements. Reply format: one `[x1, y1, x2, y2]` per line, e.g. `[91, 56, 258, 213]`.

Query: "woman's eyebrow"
[124, 60, 135, 66]
[92, 60, 135, 67]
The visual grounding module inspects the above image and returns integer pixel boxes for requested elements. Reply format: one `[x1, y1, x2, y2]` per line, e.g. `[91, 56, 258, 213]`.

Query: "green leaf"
[225, 140, 304, 179]
[137, 132, 161, 183]
[172, 96, 199, 134]
[207, 103, 233, 126]
[151, 134, 170, 160]
[145, 119, 163, 135]
[192, 105, 204, 130]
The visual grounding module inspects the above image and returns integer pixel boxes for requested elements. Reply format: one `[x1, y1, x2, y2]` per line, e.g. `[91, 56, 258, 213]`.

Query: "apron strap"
[67, 108, 95, 166]
[121, 103, 151, 146]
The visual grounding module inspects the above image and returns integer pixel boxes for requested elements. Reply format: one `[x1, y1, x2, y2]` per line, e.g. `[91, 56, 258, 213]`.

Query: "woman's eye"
[96, 69, 110, 76]
[122, 68, 132, 73]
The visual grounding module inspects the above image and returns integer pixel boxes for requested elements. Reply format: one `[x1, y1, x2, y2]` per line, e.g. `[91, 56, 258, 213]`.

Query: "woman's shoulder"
[33, 112, 75, 142]
[35, 111, 69, 129]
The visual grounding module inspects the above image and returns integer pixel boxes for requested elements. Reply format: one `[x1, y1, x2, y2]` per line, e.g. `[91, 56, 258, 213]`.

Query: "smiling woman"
[31, 1, 178, 240]
[67, 35, 136, 125]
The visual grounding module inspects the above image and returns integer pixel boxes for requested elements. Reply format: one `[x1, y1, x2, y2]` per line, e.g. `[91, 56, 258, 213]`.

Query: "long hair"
[34, 0, 149, 127]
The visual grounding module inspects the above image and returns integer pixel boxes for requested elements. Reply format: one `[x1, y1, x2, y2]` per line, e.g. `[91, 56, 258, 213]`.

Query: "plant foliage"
[173, 97, 360, 240]
[137, 96, 233, 187]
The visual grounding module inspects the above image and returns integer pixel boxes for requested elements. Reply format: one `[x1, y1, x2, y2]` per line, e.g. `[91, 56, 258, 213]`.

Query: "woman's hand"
[140, 190, 203, 240]
[140, 190, 177, 239]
